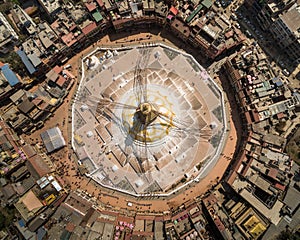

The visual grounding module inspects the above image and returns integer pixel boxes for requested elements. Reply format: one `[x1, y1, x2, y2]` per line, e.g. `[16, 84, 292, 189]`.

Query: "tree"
[0, 51, 27, 77]
[0, 2, 13, 13]
[0, 212, 5, 230]
[0, 207, 16, 230]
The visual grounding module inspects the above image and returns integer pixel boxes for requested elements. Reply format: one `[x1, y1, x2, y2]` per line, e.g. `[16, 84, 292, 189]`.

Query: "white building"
[270, 4, 300, 64]
[36, 0, 62, 19]
[0, 12, 19, 54]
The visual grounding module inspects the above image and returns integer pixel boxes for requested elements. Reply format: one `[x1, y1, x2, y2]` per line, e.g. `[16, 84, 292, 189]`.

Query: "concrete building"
[64, 1, 88, 24]
[0, 11, 18, 54]
[235, 208, 268, 239]
[17, 21, 66, 75]
[14, 189, 44, 222]
[51, 11, 82, 49]
[10, 5, 37, 35]
[269, 5, 300, 64]
[221, 44, 299, 231]
[254, 0, 300, 65]
[0, 119, 27, 175]
[36, 0, 62, 20]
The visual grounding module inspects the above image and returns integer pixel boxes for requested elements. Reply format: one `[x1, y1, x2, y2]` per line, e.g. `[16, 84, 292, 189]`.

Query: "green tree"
[0, 212, 5, 230]
[0, 2, 13, 13]
[0, 207, 16, 230]
[0, 51, 27, 77]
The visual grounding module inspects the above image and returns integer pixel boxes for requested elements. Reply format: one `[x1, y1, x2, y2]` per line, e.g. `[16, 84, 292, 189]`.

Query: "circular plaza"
[71, 44, 227, 196]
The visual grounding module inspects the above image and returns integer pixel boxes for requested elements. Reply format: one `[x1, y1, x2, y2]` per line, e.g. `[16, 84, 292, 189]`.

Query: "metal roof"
[16, 49, 36, 74]
[40, 127, 66, 153]
[201, 0, 213, 9]
[28, 53, 42, 67]
[186, 4, 203, 23]
[92, 11, 103, 22]
[0, 64, 20, 87]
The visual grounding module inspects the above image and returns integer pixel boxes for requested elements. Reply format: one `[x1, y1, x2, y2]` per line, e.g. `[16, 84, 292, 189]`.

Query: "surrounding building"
[1, 64, 74, 133]
[0, 119, 26, 175]
[270, 5, 300, 64]
[0, 62, 22, 100]
[36, 0, 62, 20]
[253, 0, 300, 65]
[0, 11, 19, 54]
[40, 127, 66, 153]
[10, 5, 37, 35]
[0, 0, 298, 239]
[221, 44, 300, 239]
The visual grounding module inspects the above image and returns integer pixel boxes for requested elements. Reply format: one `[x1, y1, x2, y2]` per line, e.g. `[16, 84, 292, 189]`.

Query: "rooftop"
[37, 0, 61, 15]
[234, 180, 284, 225]
[16, 49, 36, 75]
[27, 154, 52, 178]
[0, 64, 20, 87]
[280, 6, 300, 35]
[81, 21, 97, 35]
[92, 11, 103, 23]
[85, 2, 97, 12]
[0, 12, 18, 44]
[11, 5, 36, 35]
[40, 127, 66, 153]
[18, 99, 35, 114]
